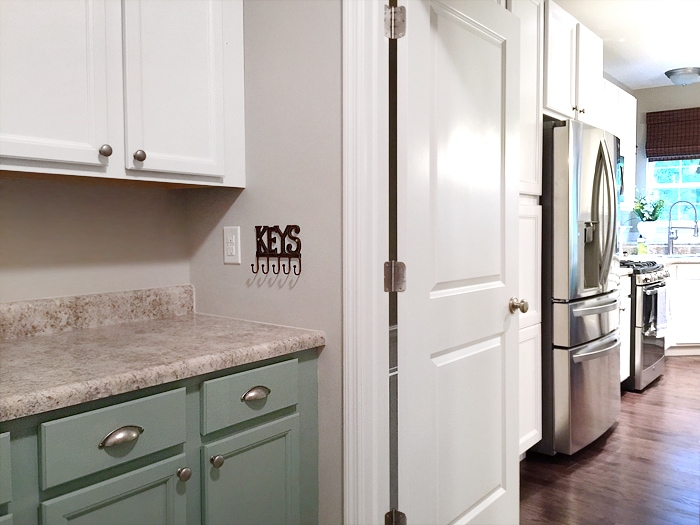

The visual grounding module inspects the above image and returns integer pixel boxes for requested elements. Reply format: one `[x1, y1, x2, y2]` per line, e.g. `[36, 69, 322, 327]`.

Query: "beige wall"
[0, 175, 190, 303]
[633, 82, 700, 192]
[186, 1, 343, 522]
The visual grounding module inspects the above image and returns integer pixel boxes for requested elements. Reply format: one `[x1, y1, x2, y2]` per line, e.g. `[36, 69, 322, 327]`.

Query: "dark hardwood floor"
[520, 356, 700, 525]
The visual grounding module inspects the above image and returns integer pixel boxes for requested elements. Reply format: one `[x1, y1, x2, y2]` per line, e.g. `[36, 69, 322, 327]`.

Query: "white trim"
[342, 1, 390, 524]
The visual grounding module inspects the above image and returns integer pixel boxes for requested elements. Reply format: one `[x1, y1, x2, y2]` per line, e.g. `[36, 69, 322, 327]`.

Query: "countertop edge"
[0, 318, 326, 422]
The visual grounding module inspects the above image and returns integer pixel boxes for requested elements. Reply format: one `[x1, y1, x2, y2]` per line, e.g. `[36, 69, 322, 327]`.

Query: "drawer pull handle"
[177, 467, 192, 482]
[210, 455, 225, 468]
[241, 385, 271, 402]
[98, 425, 144, 449]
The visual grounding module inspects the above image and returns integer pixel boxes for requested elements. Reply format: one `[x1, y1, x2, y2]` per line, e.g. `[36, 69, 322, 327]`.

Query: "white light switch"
[223, 227, 241, 265]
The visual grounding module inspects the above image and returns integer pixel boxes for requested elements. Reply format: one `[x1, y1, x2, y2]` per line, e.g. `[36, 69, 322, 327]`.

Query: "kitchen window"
[646, 158, 700, 221]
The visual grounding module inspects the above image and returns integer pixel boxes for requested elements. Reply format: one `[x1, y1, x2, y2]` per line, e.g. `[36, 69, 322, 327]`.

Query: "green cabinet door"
[41, 454, 188, 525]
[202, 414, 299, 525]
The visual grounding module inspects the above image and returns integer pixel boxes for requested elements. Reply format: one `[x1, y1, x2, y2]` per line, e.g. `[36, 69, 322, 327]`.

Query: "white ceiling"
[555, 0, 700, 91]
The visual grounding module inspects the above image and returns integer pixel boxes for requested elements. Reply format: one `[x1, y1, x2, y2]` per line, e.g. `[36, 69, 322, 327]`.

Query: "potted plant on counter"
[633, 194, 665, 240]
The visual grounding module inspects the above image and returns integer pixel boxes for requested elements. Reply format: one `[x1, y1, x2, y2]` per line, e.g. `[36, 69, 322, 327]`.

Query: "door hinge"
[384, 261, 406, 292]
[384, 5, 406, 39]
[385, 508, 407, 525]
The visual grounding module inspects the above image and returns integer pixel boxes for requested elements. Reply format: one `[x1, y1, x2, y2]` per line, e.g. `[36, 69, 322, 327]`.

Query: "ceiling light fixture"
[665, 67, 700, 86]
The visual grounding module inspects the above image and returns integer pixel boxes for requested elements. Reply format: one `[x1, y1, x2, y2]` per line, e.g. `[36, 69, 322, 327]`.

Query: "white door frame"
[342, 2, 390, 523]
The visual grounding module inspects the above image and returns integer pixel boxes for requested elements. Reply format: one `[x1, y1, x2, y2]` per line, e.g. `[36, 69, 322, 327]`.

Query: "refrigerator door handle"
[572, 340, 619, 363]
[596, 139, 616, 288]
[571, 298, 619, 317]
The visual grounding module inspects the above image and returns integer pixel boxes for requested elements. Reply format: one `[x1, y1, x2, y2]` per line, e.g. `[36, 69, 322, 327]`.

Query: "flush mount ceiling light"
[665, 67, 700, 86]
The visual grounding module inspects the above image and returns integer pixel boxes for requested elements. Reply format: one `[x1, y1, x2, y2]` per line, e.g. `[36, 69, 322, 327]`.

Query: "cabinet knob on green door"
[177, 467, 192, 482]
[133, 149, 147, 162]
[98, 425, 144, 449]
[99, 144, 113, 157]
[210, 455, 225, 468]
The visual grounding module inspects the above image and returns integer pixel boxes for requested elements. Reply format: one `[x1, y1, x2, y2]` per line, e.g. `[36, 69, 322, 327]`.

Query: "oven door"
[635, 281, 666, 389]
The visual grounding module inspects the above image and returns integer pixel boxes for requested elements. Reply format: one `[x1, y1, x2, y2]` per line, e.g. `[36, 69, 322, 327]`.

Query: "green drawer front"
[41, 388, 186, 489]
[0, 514, 12, 524]
[202, 359, 299, 434]
[0, 432, 10, 505]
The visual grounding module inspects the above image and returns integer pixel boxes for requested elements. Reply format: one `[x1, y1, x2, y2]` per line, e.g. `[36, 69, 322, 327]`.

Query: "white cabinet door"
[0, 0, 110, 166]
[518, 324, 542, 454]
[574, 23, 603, 126]
[543, 0, 576, 118]
[122, 0, 240, 179]
[511, 0, 544, 195]
[519, 202, 542, 329]
[618, 88, 637, 210]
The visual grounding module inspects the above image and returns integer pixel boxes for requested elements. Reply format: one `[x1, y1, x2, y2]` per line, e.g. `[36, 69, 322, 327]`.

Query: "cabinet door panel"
[544, 0, 576, 118]
[575, 23, 603, 126]
[203, 415, 300, 525]
[122, 0, 226, 177]
[519, 202, 542, 329]
[41, 455, 186, 525]
[0, 0, 109, 165]
[519, 324, 542, 454]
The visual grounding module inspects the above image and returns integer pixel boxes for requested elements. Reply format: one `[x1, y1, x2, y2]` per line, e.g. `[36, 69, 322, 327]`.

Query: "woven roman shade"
[646, 107, 700, 161]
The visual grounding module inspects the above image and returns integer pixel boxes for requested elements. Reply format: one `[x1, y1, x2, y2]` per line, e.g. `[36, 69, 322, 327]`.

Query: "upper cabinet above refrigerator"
[0, 0, 245, 188]
[543, 0, 603, 127]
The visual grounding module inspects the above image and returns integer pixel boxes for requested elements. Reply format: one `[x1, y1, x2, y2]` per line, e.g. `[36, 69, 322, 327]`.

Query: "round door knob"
[509, 297, 529, 314]
[133, 149, 147, 162]
[99, 144, 113, 157]
[210, 455, 225, 468]
[176, 467, 192, 482]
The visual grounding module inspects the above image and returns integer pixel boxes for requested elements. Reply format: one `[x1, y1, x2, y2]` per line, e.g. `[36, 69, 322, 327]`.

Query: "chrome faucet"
[667, 200, 699, 254]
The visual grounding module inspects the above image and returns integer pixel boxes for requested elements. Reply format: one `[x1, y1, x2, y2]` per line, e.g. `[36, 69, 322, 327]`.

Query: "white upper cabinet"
[0, 0, 110, 166]
[0, 0, 245, 187]
[544, 0, 603, 126]
[511, 0, 544, 196]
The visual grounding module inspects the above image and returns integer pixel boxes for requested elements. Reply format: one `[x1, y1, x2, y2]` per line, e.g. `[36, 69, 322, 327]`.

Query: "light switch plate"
[223, 226, 241, 265]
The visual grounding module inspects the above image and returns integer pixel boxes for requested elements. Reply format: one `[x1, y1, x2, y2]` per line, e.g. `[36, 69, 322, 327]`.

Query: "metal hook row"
[251, 256, 301, 276]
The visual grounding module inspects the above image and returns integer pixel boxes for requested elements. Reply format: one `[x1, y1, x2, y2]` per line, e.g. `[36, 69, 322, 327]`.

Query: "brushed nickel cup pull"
[210, 455, 225, 468]
[98, 425, 144, 449]
[133, 149, 147, 162]
[240, 385, 271, 402]
[509, 297, 529, 314]
[176, 467, 192, 482]
[99, 144, 113, 157]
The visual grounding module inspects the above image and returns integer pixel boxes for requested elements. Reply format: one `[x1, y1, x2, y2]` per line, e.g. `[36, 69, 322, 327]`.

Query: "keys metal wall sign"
[251, 225, 302, 275]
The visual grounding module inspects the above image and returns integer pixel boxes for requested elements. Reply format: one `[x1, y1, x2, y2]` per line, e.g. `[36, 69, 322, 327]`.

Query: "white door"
[396, 1, 520, 523]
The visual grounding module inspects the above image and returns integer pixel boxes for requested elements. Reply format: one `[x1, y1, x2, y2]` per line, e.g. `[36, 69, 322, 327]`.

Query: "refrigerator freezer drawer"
[552, 292, 620, 348]
[553, 331, 621, 455]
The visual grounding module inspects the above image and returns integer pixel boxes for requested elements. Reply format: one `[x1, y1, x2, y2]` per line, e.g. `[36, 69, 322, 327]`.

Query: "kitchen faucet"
[667, 200, 699, 254]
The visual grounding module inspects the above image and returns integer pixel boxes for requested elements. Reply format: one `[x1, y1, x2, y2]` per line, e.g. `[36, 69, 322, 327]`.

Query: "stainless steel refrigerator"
[536, 119, 621, 456]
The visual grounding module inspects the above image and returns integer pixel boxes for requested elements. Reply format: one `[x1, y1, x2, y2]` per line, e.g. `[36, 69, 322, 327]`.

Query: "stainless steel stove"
[619, 260, 669, 390]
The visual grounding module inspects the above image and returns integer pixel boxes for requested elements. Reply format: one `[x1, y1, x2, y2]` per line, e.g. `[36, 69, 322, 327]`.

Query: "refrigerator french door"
[538, 119, 621, 456]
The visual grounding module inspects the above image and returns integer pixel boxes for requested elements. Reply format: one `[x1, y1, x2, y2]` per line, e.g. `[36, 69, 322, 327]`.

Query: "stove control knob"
[643, 276, 650, 283]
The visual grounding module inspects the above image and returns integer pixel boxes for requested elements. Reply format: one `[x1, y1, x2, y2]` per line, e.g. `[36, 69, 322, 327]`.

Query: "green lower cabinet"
[202, 414, 300, 525]
[0, 514, 12, 524]
[41, 454, 187, 525]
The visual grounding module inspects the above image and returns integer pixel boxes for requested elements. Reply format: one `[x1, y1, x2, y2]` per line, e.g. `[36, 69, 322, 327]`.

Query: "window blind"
[646, 107, 700, 161]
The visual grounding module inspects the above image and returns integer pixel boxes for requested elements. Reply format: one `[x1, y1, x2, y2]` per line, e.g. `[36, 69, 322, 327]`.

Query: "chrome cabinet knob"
[509, 297, 529, 314]
[210, 455, 225, 468]
[176, 467, 192, 482]
[99, 144, 113, 157]
[133, 149, 147, 162]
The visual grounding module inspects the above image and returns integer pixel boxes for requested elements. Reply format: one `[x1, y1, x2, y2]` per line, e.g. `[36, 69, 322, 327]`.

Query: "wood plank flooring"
[520, 356, 700, 525]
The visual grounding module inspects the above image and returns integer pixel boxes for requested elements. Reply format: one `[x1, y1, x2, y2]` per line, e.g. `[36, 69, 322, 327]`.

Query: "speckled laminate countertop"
[0, 313, 326, 422]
